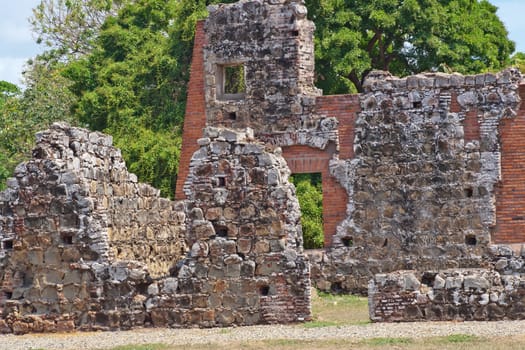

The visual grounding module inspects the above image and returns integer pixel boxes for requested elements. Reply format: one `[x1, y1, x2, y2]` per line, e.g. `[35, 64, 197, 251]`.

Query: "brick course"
[495, 84, 525, 243]
[175, 21, 207, 200]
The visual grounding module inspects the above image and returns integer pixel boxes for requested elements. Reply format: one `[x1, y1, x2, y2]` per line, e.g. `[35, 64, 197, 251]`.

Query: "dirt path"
[3, 320, 525, 350]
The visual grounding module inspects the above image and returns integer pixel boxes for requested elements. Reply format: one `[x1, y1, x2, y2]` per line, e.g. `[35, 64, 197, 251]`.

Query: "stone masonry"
[0, 122, 310, 333]
[174, 127, 311, 326]
[176, 0, 525, 297]
[4, 0, 525, 331]
[311, 70, 523, 294]
[368, 245, 525, 322]
[0, 123, 186, 332]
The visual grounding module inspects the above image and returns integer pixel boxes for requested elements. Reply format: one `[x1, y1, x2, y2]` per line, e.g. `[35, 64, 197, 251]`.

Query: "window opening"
[290, 173, 324, 249]
[217, 64, 246, 100]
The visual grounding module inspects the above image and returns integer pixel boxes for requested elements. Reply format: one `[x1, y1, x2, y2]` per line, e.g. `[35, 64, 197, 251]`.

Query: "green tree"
[0, 81, 20, 109]
[61, 0, 188, 197]
[306, 0, 515, 93]
[0, 81, 22, 189]
[291, 173, 324, 249]
[510, 52, 525, 73]
[60, 0, 240, 197]
[0, 62, 79, 190]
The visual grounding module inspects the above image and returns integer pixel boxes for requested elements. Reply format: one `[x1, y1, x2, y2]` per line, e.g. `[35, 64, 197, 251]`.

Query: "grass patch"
[442, 334, 479, 343]
[362, 337, 413, 346]
[307, 289, 369, 327]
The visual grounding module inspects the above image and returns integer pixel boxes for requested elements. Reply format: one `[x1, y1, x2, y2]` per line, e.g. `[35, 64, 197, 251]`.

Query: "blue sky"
[0, 0, 524, 86]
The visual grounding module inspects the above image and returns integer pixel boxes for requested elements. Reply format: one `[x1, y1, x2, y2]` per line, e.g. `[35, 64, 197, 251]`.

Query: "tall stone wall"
[171, 127, 311, 325]
[203, 0, 338, 152]
[311, 70, 522, 293]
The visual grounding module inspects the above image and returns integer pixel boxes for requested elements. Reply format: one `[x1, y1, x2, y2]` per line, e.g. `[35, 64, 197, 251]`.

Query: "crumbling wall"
[166, 127, 311, 326]
[176, 0, 525, 296]
[0, 123, 187, 333]
[203, 0, 338, 150]
[369, 267, 525, 322]
[311, 70, 522, 294]
[0, 122, 311, 333]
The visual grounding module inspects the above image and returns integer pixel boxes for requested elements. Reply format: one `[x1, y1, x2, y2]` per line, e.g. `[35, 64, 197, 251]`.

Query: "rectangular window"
[216, 64, 246, 100]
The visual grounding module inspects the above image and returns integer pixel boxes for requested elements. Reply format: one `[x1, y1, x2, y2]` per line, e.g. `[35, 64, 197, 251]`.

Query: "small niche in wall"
[3, 239, 13, 250]
[61, 233, 74, 245]
[217, 176, 227, 187]
[330, 282, 343, 294]
[4, 291, 12, 299]
[341, 237, 353, 247]
[421, 272, 437, 287]
[259, 285, 270, 296]
[228, 112, 237, 120]
[216, 63, 246, 100]
[214, 224, 229, 238]
[465, 234, 477, 246]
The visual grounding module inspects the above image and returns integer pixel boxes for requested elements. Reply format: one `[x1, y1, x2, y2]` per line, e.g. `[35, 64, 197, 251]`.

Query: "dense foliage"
[0, 0, 518, 196]
[291, 173, 324, 249]
[307, 0, 515, 93]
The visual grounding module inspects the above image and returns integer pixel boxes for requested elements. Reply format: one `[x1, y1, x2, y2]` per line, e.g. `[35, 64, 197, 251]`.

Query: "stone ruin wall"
[203, 0, 338, 150]
[0, 123, 186, 333]
[3, 0, 525, 332]
[0, 123, 310, 333]
[311, 70, 523, 294]
[179, 127, 311, 325]
[176, 0, 525, 297]
[369, 244, 525, 322]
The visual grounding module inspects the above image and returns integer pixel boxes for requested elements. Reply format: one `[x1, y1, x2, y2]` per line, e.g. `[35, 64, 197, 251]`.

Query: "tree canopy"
[307, 0, 515, 93]
[30, 0, 127, 60]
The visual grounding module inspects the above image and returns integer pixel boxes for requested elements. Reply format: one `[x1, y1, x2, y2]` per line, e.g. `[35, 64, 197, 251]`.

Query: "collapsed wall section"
[369, 266, 525, 322]
[0, 123, 187, 333]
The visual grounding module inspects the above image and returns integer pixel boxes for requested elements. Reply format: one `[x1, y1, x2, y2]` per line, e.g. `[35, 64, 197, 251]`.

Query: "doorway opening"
[290, 173, 324, 249]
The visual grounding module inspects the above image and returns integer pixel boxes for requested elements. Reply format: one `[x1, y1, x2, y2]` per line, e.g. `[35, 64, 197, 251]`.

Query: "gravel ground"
[2, 320, 525, 350]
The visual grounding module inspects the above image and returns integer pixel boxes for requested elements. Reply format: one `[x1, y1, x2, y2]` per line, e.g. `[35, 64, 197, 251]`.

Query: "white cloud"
[0, 57, 29, 86]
